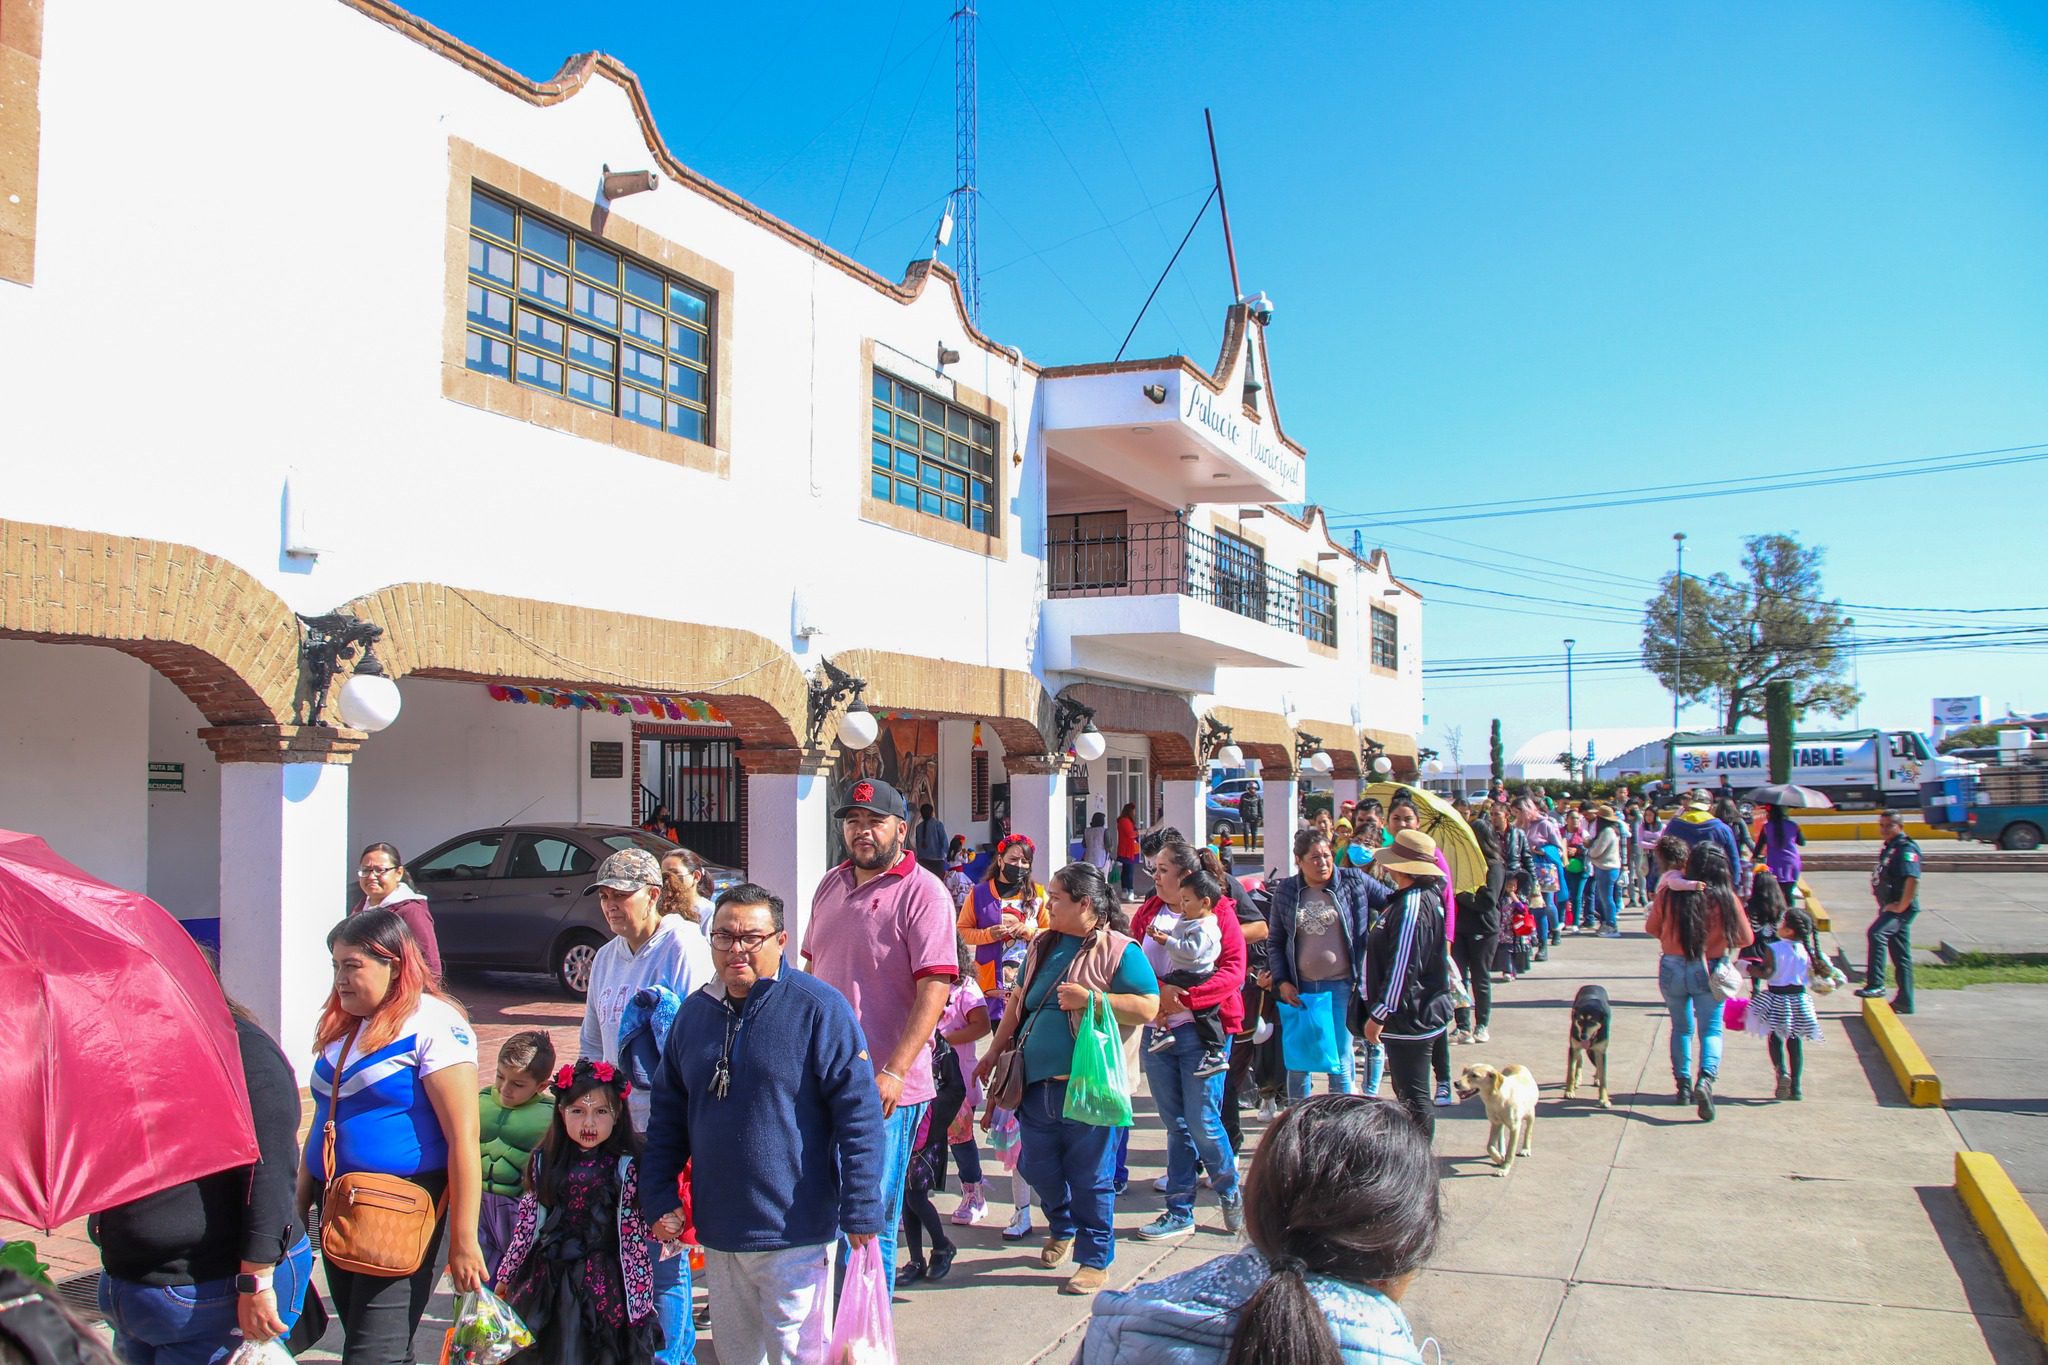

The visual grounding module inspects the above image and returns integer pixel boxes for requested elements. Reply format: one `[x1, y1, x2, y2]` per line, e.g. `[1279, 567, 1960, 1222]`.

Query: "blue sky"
[408, 0, 2048, 756]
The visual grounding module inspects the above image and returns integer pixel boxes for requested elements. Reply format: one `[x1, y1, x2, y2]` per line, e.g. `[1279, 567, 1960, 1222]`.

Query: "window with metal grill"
[465, 188, 714, 443]
[1371, 605, 1399, 669]
[869, 371, 999, 533]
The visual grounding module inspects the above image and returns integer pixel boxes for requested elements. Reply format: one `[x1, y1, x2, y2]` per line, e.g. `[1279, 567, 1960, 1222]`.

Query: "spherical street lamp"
[336, 669, 402, 733]
[837, 701, 879, 751]
[1073, 722, 1107, 763]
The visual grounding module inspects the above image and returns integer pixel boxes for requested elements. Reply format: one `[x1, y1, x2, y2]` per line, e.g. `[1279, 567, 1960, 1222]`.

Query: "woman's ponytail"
[1225, 1258, 1343, 1365]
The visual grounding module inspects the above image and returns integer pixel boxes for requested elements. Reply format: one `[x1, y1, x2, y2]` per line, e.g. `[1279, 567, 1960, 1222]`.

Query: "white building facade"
[0, 0, 1421, 1075]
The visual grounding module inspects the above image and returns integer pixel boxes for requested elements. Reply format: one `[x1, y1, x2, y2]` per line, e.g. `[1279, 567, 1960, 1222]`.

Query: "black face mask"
[996, 865, 1028, 891]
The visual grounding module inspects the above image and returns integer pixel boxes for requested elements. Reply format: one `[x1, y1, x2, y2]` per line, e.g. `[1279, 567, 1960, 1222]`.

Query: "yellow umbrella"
[1360, 782, 1485, 891]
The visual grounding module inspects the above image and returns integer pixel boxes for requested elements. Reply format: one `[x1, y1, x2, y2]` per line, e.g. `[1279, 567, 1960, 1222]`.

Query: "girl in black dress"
[494, 1060, 662, 1365]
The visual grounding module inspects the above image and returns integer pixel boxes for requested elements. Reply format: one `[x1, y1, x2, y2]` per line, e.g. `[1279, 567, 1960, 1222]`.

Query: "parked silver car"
[396, 823, 741, 996]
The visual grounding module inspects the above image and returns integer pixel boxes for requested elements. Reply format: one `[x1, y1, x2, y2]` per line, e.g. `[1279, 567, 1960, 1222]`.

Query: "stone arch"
[836, 649, 1052, 760]
[0, 519, 298, 725]
[341, 583, 810, 750]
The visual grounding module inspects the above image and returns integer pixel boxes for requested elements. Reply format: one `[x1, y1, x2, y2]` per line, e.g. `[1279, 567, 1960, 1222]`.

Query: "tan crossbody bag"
[319, 1024, 448, 1277]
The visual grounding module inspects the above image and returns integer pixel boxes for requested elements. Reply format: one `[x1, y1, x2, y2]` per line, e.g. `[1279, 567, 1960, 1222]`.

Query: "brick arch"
[343, 583, 808, 750]
[0, 519, 298, 724]
[1062, 683, 1200, 779]
[835, 649, 1051, 760]
[1208, 704, 1295, 771]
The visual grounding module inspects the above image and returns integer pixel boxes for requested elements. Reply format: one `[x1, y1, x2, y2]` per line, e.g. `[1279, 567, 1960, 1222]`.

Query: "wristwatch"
[234, 1272, 274, 1295]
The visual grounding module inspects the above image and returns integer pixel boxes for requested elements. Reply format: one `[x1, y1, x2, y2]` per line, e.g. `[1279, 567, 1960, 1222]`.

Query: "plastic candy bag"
[226, 1340, 296, 1365]
[826, 1238, 898, 1365]
[439, 1285, 535, 1365]
[1277, 991, 1346, 1074]
[1063, 991, 1133, 1127]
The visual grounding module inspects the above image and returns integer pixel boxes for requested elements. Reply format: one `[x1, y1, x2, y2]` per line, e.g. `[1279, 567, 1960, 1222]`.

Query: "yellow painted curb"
[1957, 1151, 2048, 1343]
[1863, 998, 1942, 1106]
[1794, 818, 1951, 841]
[1798, 879, 1831, 932]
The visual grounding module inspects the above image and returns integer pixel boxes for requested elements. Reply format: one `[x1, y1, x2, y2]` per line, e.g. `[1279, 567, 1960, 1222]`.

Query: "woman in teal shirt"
[978, 862, 1157, 1297]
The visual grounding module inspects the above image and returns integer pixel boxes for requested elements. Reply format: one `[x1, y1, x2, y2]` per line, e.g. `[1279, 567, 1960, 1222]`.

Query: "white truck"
[1667, 728, 1932, 809]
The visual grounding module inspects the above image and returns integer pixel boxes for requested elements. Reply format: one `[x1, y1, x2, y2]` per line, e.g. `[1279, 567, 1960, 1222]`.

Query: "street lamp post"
[1563, 637, 1576, 783]
[1668, 532, 1687, 784]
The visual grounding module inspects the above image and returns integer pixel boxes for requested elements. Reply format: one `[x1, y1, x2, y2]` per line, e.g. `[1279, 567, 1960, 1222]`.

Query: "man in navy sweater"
[642, 883, 884, 1365]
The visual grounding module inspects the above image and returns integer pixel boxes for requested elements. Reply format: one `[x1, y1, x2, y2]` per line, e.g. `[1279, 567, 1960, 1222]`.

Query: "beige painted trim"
[441, 138, 735, 476]
[0, 0, 42, 285]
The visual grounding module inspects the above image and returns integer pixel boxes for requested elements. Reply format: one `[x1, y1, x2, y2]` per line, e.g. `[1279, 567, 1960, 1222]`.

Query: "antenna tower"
[952, 2, 980, 323]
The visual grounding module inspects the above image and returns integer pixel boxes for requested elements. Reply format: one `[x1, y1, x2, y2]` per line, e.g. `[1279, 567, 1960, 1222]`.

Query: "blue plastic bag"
[1277, 990, 1347, 1073]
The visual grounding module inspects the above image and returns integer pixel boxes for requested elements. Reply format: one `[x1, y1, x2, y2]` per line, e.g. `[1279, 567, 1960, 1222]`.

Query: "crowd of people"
[47, 769, 1929, 1365]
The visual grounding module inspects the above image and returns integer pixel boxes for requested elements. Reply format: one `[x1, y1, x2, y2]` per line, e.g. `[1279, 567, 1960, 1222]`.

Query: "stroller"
[1493, 897, 1536, 980]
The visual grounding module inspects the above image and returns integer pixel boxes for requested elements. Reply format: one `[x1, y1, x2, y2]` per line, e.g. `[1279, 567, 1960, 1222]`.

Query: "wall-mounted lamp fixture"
[1201, 716, 1243, 768]
[601, 165, 659, 199]
[1142, 383, 1168, 405]
[1294, 730, 1333, 774]
[1051, 693, 1106, 763]
[297, 613, 403, 732]
[804, 658, 877, 751]
[937, 343, 962, 369]
[1361, 735, 1393, 778]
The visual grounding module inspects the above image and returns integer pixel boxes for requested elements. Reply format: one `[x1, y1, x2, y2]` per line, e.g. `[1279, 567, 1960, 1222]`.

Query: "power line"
[1114, 188, 1216, 362]
[848, 39, 948, 255]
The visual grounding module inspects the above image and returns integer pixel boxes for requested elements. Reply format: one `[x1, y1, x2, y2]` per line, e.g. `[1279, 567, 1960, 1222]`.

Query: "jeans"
[701, 1243, 833, 1365]
[952, 1139, 983, 1186]
[1592, 867, 1621, 929]
[1113, 1126, 1129, 1188]
[651, 1237, 695, 1364]
[1659, 955, 1725, 1082]
[1532, 896, 1556, 944]
[1383, 1036, 1437, 1141]
[102, 1237, 314, 1365]
[1141, 1023, 1241, 1217]
[840, 1099, 926, 1298]
[1866, 908, 1918, 1008]
[1015, 1079, 1121, 1268]
[1284, 979, 1357, 1101]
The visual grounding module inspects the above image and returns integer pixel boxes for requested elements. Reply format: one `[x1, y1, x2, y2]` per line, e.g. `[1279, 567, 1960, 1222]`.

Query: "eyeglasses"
[357, 866, 398, 878]
[709, 931, 777, 951]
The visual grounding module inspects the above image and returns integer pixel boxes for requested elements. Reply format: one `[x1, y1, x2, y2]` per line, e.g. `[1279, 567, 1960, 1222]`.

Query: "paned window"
[466, 188, 714, 442]
[1299, 572, 1338, 646]
[869, 371, 999, 533]
[1371, 605, 1399, 669]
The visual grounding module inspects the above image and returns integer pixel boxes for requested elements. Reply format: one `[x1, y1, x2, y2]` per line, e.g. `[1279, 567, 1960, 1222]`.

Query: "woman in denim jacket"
[1266, 827, 1393, 1097]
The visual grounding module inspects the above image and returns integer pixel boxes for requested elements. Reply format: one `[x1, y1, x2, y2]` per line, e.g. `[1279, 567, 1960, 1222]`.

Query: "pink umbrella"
[0, 829, 259, 1230]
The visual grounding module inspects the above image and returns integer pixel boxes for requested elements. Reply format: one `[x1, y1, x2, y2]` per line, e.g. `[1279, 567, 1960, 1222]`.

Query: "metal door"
[651, 738, 744, 867]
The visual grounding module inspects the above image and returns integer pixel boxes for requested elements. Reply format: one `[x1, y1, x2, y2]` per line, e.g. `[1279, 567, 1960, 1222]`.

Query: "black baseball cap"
[835, 777, 909, 821]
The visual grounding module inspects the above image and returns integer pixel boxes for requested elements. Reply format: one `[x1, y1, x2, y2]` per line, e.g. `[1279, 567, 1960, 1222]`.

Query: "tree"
[1490, 719, 1505, 782]
[1442, 723, 1465, 775]
[1937, 724, 2003, 753]
[1640, 533, 1861, 735]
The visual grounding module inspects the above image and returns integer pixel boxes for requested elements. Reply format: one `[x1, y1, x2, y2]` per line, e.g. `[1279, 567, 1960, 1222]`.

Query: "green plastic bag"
[1062, 990, 1133, 1127]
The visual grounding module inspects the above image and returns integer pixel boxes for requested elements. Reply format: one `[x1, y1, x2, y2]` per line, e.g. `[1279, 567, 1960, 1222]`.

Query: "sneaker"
[1257, 1098, 1278, 1123]
[1434, 1081, 1454, 1107]
[1002, 1206, 1033, 1241]
[1192, 1048, 1229, 1079]
[1774, 1074, 1791, 1100]
[1451, 1029, 1473, 1045]
[1061, 1265, 1108, 1295]
[1600, 928, 1621, 939]
[1788, 1082, 1803, 1101]
[1136, 1211, 1196, 1241]
[1695, 1074, 1716, 1122]
[1534, 947, 1550, 962]
[1219, 1191, 1245, 1235]
[1153, 1173, 1170, 1194]
[1040, 1236, 1074, 1268]
[1892, 998, 1915, 1015]
[1112, 1177, 1128, 1196]
[1853, 986, 1886, 999]
[1473, 1026, 1490, 1043]
[951, 1183, 987, 1226]
[1146, 1028, 1175, 1054]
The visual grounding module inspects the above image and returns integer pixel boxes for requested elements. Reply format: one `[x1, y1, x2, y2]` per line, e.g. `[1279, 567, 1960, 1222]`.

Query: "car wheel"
[1212, 820, 1240, 839]
[2001, 823, 2043, 852]
[553, 931, 606, 998]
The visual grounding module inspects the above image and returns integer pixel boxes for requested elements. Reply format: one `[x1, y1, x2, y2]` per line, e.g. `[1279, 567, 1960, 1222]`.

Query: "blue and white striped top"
[306, 996, 477, 1180]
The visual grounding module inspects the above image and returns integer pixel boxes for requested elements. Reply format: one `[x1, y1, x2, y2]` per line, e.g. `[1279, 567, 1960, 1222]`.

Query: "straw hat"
[1593, 803, 1616, 820]
[1684, 790, 1713, 810]
[1378, 829, 1441, 877]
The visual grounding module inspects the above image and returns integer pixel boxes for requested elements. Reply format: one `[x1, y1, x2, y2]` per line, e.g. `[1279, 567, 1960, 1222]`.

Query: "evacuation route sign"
[148, 762, 185, 792]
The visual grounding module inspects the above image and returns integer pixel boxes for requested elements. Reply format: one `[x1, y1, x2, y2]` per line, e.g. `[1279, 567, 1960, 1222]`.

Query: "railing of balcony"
[1046, 518, 1303, 635]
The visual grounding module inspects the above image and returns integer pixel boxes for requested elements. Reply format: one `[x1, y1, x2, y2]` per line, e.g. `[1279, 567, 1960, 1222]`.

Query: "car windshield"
[604, 832, 673, 855]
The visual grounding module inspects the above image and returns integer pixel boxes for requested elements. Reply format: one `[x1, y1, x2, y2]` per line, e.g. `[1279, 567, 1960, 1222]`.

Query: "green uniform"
[479, 1087, 554, 1199]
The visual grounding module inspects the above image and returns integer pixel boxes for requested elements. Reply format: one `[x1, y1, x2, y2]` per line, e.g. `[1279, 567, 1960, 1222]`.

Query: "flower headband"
[995, 833, 1036, 859]
[553, 1058, 632, 1099]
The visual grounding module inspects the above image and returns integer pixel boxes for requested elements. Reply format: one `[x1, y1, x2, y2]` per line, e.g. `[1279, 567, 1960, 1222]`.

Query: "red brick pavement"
[0, 972, 588, 1304]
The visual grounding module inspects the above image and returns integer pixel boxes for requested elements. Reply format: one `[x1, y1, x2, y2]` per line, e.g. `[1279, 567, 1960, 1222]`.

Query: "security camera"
[1241, 291, 1274, 326]
[1142, 383, 1168, 405]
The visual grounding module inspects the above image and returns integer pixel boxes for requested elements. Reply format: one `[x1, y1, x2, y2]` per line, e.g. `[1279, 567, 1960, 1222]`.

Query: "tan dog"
[1455, 1063, 1537, 1176]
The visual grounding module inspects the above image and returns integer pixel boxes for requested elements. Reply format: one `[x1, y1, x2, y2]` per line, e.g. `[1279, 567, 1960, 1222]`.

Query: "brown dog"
[1455, 1063, 1537, 1176]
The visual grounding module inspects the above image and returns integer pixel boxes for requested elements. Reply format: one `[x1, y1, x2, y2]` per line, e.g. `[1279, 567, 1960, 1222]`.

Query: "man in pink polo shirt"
[803, 776, 958, 1294]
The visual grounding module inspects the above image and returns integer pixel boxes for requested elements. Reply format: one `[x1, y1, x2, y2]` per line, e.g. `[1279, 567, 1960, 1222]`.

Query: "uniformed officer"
[1855, 810, 1924, 1013]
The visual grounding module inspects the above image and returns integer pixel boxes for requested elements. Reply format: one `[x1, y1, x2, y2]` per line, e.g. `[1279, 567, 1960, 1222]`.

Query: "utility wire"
[1115, 188, 1216, 362]
[847, 38, 948, 254]
[822, 0, 909, 247]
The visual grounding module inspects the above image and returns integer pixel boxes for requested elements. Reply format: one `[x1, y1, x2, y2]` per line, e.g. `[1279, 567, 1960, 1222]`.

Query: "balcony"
[1040, 366, 1307, 507]
[1040, 518, 1313, 692]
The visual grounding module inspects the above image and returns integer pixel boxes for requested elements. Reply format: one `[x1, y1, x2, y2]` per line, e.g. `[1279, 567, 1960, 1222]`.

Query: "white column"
[1007, 764, 1069, 872]
[216, 753, 353, 1086]
[743, 755, 834, 971]
[1161, 776, 1206, 848]
[1262, 775, 1301, 876]
[1332, 776, 1362, 810]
